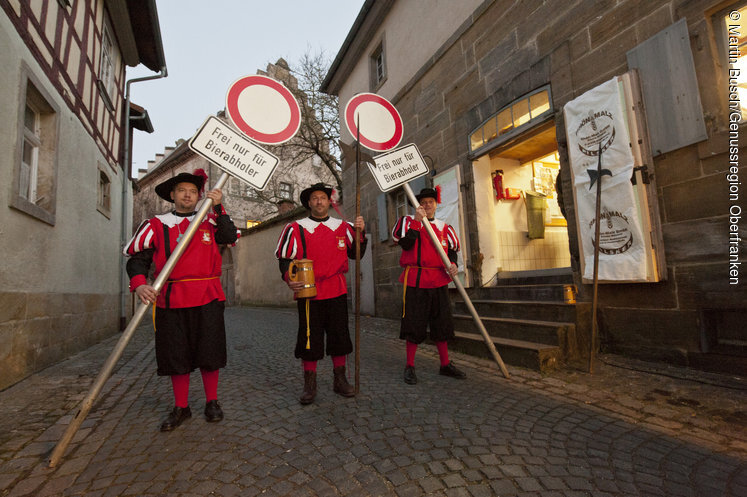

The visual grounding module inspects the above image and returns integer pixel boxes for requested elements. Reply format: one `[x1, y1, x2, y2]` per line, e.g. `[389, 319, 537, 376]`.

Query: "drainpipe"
[119, 66, 167, 330]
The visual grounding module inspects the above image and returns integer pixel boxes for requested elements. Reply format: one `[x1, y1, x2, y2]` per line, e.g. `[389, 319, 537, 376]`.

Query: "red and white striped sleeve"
[123, 220, 156, 256]
[275, 223, 299, 260]
[391, 216, 413, 242]
[445, 224, 460, 252]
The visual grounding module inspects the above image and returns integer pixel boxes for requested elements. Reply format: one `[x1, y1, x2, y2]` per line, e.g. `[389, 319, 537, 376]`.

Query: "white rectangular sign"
[188, 115, 279, 190]
[369, 143, 429, 192]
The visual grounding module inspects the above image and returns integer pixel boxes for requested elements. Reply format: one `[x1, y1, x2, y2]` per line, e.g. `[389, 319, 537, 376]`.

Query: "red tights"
[170, 368, 219, 408]
[406, 341, 450, 367]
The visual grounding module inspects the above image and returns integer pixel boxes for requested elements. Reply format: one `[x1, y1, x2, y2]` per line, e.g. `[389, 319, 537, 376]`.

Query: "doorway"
[471, 124, 570, 284]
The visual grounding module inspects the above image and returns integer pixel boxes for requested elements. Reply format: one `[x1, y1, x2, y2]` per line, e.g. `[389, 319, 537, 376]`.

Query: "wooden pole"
[48, 172, 229, 468]
[402, 183, 510, 379]
[354, 118, 361, 394]
[589, 145, 603, 374]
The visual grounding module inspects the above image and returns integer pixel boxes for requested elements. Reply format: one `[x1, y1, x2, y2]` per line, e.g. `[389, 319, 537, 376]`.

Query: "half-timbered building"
[0, 0, 166, 389]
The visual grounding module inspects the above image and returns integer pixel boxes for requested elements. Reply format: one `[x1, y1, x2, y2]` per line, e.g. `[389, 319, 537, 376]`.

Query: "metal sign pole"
[354, 119, 361, 394]
[402, 183, 510, 379]
[48, 172, 229, 468]
[589, 146, 604, 374]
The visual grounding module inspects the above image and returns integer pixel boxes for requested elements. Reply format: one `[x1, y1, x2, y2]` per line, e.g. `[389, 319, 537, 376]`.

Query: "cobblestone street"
[0, 306, 745, 496]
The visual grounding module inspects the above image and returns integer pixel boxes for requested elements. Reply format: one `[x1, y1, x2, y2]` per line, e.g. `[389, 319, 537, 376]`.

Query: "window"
[229, 178, 240, 195]
[279, 182, 292, 200]
[369, 38, 387, 90]
[97, 166, 111, 218]
[244, 185, 259, 199]
[395, 190, 409, 218]
[20, 103, 40, 203]
[469, 86, 553, 154]
[97, 23, 115, 111]
[12, 70, 59, 225]
[246, 220, 260, 229]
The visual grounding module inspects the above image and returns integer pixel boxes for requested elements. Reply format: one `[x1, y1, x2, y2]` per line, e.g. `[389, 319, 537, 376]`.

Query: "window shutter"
[626, 19, 707, 156]
[377, 193, 389, 241]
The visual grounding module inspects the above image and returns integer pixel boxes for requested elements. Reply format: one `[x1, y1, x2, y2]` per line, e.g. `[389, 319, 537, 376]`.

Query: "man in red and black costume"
[124, 169, 238, 431]
[275, 183, 366, 405]
[392, 186, 467, 385]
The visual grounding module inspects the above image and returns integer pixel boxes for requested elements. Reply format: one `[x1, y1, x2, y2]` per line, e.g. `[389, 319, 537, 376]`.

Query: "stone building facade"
[323, 0, 746, 372]
[0, 0, 165, 389]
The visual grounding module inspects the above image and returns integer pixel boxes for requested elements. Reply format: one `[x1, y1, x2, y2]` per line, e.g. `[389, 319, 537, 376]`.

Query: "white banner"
[564, 78, 647, 281]
[434, 166, 465, 281]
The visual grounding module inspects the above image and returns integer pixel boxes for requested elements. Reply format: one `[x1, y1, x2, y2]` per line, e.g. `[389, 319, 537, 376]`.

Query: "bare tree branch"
[287, 50, 343, 198]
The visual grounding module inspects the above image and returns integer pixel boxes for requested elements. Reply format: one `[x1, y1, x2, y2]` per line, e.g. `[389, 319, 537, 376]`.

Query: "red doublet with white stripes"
[392, 216, 460, 288]
[124, 211, 225, 308]
[275, 217, 357, 300]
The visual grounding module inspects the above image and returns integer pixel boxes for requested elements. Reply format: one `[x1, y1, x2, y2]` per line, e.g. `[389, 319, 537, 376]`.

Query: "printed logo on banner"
[575, 110, 616, 157]
[589, 211, 634, 255]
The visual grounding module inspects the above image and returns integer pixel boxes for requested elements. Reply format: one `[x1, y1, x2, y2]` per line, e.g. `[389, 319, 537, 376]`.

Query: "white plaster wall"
[474, 156, 532, 280]
[338, 0, 483, 142]
[0, 14, 21, 223]
[235, 218, 300, 307]
[0, 13, 124, 295]
[472, 155, 500, 282]
[494, 158, 532, 232]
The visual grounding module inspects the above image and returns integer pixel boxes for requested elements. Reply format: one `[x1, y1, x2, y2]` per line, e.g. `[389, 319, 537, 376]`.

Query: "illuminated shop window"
[246, 220, 260, 229]
[469, 86, 553, 153]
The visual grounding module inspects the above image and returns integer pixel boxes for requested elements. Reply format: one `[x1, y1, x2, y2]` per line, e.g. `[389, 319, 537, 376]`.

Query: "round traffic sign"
[225, 75, 301, 145]
[344, 93, 403, 152]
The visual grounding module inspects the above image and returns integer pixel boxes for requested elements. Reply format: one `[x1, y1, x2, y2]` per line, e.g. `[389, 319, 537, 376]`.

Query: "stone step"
[452, 313, 578, 360]
[454, 299, 581, 323]
[450, 331, 562, 372]
[491, 268, 574, 286]
[461, 283, 571, 302]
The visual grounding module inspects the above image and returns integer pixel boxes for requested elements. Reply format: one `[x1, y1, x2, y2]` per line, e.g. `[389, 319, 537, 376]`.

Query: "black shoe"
[160, 406, 191, 432]
[404, 365, 417, 385]
[439, 362, 467, 379]
[204, 400, 224, 422]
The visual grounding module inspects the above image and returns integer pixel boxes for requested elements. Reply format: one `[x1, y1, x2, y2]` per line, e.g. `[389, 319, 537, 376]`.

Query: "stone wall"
[0, 292, 120, 390]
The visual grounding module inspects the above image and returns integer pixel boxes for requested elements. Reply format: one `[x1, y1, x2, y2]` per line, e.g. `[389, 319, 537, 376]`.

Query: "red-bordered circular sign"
[225, 75, 301, 145]
[344, 93, 403, 151]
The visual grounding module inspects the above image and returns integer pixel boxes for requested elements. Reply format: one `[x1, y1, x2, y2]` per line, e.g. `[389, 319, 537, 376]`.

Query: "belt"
[151, 276, 220, 332]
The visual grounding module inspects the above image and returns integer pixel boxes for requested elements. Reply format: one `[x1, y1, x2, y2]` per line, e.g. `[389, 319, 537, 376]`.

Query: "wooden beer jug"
[288, 259, 317, 299]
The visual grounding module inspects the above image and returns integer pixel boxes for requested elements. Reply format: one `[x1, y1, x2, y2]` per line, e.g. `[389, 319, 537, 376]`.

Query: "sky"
[127, 0, 365, 178]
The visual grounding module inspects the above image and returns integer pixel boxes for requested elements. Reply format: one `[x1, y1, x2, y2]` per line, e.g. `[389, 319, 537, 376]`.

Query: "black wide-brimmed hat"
[155, 169, 207, 202]
[300, 183, 333, 209]
[415, 186, 441, 203]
